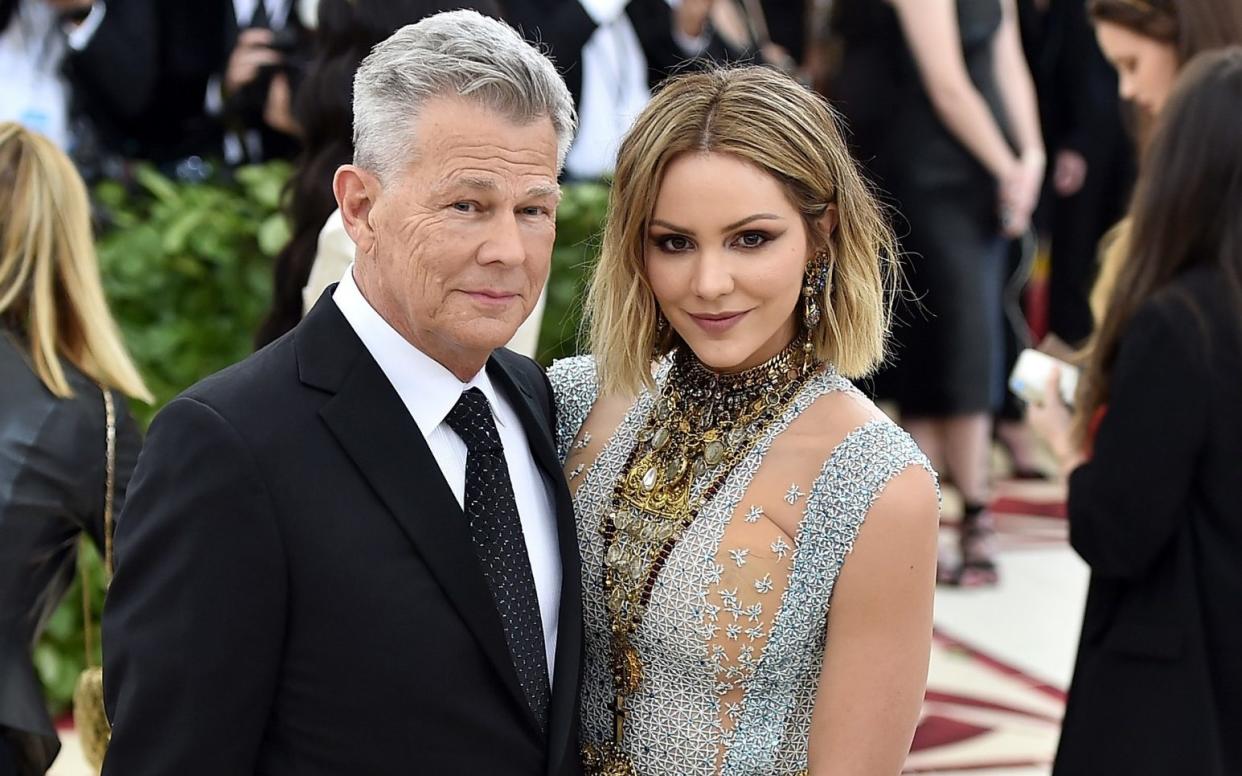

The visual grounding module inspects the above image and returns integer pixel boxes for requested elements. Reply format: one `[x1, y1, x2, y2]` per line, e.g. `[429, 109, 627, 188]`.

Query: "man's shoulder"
[174, 333, 304, 428]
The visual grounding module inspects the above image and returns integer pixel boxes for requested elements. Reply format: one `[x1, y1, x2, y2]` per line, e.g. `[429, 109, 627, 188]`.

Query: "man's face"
[349, 97, 560, 375]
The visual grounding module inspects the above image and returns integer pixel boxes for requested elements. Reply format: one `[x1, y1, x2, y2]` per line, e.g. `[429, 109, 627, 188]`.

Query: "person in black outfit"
[58, 0, 307, 167]
[505, 0, 744, 181]
[1037, 0, 1134, 347]
[1028, 48, 1242, 775]
[829, 0, 1045, 586]
[100, 13, 583, 775]
[0, 123, 146, 776]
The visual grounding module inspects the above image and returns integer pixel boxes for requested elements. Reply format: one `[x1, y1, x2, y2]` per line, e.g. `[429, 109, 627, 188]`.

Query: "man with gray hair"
[101, 11, 583, 775]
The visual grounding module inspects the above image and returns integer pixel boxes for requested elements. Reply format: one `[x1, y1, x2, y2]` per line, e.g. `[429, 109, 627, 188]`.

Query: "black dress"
[831, 0, 1011, 416]
[1054, 266, 1242, 775]
[0, 330, 141, 775]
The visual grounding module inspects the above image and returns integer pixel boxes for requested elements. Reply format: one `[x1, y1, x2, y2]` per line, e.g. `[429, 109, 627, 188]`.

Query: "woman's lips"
[688, 310, 749, 333]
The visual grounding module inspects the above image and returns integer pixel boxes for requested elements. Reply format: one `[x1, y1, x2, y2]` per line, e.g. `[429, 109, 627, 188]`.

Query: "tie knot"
[445, 388, 504, 453]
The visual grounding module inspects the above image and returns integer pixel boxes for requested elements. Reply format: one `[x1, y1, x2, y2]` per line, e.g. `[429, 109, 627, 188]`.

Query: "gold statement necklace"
[583, 337, 821, 776]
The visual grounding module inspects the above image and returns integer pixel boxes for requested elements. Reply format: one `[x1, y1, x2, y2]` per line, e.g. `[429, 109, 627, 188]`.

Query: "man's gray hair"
[352, 10, 576, 180]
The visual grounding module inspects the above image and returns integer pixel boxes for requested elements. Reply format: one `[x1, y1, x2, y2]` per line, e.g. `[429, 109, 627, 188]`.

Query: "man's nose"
[479, 210, 526, 266]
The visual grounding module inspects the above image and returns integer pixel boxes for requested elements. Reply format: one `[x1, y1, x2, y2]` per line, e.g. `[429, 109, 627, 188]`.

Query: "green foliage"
[93, 162, 292, 426]
[537, 182, 609, 365]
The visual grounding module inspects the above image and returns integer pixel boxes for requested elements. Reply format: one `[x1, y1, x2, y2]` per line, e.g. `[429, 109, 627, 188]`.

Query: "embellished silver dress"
[549, 356, 935, 775]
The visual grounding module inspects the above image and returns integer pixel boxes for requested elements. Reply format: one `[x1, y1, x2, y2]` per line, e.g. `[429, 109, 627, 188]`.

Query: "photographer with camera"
[57, 0, 307, 174]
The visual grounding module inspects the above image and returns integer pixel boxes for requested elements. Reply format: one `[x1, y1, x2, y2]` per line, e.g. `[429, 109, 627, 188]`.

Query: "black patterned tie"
[445, 388, 551, 730]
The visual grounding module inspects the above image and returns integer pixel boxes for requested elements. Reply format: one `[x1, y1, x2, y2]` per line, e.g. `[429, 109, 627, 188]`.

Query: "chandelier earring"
[801, 249, 831, 333]
[653, 309, 669, 352]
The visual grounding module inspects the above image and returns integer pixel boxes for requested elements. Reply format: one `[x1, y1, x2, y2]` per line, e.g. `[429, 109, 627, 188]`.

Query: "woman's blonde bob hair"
[585, 66, 898, 396]
[0, 122, 151, 402]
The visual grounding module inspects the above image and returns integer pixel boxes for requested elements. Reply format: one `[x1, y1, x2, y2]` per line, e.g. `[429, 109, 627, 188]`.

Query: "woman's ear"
[333, 165, 381, 256]
[816, 203, 840, 244]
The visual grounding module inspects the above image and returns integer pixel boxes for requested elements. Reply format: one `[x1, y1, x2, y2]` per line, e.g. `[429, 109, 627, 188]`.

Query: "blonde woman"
[550, 67, 939, 776]
[0, 123, 148, 776]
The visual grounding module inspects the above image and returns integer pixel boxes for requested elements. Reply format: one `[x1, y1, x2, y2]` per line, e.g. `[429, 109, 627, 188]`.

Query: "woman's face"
[644, 151, 833, 373]
[1095, 20, 1181, 117]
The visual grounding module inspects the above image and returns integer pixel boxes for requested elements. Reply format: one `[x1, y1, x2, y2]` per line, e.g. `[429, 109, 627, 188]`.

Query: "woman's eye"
[656, 235, 694, 252]
[735, 231, 770, 249]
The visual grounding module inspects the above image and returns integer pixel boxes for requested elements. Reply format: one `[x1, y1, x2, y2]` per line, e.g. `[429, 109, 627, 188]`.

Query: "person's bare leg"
[943, 412, 998, 585]
[943, 413, 991, 505]
[903, 417, 946, 474]
[996, 418, 1045, 478]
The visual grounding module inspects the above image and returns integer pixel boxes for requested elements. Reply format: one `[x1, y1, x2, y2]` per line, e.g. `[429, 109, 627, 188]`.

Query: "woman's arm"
[992, 0, 1044, 159]
[992, 0, 1046, 224]
[806, 466, 939, 775]
[887, 0, 1018, 181]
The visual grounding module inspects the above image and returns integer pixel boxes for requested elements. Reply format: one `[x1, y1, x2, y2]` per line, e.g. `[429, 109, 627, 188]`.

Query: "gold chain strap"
[80, 388, 117, 669]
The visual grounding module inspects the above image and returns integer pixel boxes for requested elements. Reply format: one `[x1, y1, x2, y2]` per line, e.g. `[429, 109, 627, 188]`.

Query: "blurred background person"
[253, 0, 501, 348]
[1028, 0, 1133, 351]
[829, 0, 1045, 587]
[989, 0, 1134, 480]
[58, 0, 309, 174]
[505, 0, 744, 182]
[0, 122, 146, 776]
[0, 0, 72, 149]
[1085, 0, 1242, 320]
[1028, 48, 1242, 775]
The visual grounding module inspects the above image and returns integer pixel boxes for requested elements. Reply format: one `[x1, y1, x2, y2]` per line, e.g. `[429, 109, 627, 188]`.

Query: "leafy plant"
[537, 181, 609, 365]
[94, 162, 292, 425]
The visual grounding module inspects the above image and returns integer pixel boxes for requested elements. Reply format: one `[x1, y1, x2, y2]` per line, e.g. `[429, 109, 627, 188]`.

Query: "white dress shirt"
[233, 0, 292, 29]
[333, 267, 562, 682]
[565, 0, 711, 180]
[564, 0, 649, 180]
[1, 0, 69, 148]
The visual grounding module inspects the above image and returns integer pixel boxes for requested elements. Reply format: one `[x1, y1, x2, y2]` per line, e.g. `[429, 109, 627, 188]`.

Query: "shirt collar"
[332, 266, 505, 437]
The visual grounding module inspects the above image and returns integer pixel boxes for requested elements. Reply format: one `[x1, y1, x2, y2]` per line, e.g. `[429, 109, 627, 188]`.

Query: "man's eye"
[452, 202, 477, 213]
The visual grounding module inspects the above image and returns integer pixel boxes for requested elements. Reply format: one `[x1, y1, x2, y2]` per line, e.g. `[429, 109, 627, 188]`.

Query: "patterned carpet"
[906, 631, 1064, 774]
[908, 475, 1075, 775]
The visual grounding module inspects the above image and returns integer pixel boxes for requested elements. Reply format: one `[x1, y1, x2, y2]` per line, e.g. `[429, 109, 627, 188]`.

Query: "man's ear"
[334, 164, 381, 256]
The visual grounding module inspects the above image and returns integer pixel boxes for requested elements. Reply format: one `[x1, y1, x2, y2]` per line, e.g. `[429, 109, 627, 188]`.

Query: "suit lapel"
[489, 355, 584, 775]
[303, 306, 541, 736]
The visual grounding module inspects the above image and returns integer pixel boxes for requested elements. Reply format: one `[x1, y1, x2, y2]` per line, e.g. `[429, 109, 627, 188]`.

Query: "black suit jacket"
[65, 0, 303, 163]
[1053, 267, 1242, 775]
[101, 292, 584, 775]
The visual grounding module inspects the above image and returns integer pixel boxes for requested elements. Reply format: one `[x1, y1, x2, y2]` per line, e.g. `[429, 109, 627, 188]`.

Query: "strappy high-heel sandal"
[955, 503, 999, 587]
